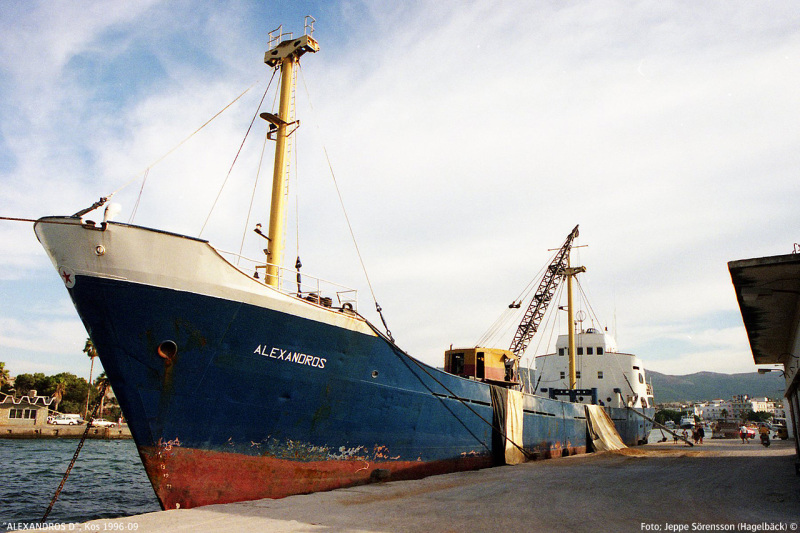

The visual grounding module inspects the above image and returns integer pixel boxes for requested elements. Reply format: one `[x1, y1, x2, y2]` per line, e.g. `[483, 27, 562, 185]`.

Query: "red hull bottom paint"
[139, 445, 493, 509]
[139, 442, 588, 509]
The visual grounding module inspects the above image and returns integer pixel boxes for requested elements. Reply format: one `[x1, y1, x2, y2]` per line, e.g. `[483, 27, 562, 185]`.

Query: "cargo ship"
[34, 20, 653, 510]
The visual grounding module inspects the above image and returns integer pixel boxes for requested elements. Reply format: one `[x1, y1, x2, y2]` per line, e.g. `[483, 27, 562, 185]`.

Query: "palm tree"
[94, 372, 111, 420]
[51, 380, 66, 412]
[83, 338, 98, 419]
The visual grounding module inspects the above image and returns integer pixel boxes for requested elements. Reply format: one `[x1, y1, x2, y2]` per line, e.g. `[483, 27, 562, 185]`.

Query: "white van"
[50, 414, 84, 425]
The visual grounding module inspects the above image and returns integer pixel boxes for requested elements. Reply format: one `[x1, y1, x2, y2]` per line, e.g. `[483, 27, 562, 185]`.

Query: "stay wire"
[119, 82, 259, 209]
[200, 71, 277, 238]
[574, 277, 635, 396]
[298, 63, 393, 341]
[237, 129, 271, 263]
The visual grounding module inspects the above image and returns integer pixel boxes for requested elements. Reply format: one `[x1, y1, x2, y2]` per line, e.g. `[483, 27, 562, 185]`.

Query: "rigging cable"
[123, 82, 259, 221]
[298, 63, 394, 341]
[474, 249, 556, 348]
[361, 315, 535, 460]
[237, 128, 272, 263]
[574, 277, 636, 396]
[2, 84, 259, 226]
[531, 282, 566, 393]
[200, 71, 277, 237]
[128, 168, 149, 223]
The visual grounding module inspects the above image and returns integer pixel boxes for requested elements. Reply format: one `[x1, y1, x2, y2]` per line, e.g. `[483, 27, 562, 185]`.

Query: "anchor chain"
[41, 380, 110, 524]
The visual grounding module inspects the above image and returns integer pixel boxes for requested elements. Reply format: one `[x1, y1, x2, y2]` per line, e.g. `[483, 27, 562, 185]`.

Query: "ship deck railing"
[214, 249, 358, 311]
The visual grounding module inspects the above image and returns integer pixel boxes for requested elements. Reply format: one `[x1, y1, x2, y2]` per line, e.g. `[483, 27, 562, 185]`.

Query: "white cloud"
[2, 0, 799, 377]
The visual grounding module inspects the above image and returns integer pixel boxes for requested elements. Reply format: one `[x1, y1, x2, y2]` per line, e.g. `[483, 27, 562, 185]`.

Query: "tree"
[0, 362, 9, 389]
[655, 409, 682, 425]
[721, 408, 729, 420]
[51, 380, 67, 412]
[745, 410, 772, 423]
[83, 338, 99, 418]
[94, 372, 112, 420]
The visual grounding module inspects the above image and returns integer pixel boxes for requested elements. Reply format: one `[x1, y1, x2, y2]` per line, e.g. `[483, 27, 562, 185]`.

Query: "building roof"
[729, 252, 800, 365]
[0, 391, 54, 407]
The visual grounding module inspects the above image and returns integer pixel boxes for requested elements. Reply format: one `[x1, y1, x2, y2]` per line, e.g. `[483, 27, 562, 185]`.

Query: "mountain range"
[648, 370, 786, 404]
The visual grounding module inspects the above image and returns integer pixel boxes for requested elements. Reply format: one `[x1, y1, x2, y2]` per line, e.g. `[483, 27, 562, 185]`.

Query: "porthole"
[371, 370, 379, 378]
[157, 340, 178, 360]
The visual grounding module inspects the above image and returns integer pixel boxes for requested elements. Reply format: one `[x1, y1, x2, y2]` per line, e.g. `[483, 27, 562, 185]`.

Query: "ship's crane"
[508, 225, 581, 360]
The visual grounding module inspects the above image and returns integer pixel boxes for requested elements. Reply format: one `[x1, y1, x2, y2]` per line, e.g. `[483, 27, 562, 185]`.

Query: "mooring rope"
[41, 381, 109, 524]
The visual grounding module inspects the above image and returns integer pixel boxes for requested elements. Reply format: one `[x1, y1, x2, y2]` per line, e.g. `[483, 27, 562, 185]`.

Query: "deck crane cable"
[361, 316, 537, 460]
[530, 282, 566, 394]
[508, 225, 580, 360]
[474, 254, 553, 347]
[41, 381, 109, 524]
[298, 63, 393, 341]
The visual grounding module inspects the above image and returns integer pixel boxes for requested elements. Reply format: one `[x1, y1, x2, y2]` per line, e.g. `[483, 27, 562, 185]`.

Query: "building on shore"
[729, 252, 800, 462]
[0, 390, 54, 426]
[693, 396, 788, 423]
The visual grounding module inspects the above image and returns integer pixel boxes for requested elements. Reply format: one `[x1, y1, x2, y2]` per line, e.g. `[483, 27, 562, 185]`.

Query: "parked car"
[740, 426, 757, 439]
[89, 419, 117, 428]
[50, 414, 84, 425]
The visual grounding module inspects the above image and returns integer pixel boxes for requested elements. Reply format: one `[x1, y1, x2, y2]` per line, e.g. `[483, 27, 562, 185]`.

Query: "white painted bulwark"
[33, 217, 375, 337]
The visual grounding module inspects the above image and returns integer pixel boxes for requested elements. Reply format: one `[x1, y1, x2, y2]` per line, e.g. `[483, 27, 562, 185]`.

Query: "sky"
[1, 0, 798, 384]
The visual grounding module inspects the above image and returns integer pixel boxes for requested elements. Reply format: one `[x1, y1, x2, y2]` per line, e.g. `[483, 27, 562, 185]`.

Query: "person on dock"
[740, 424, 750, 443]
[697, 425, 704, 444]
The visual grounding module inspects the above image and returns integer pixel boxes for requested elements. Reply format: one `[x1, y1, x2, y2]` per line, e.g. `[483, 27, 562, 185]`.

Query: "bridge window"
[559, 348, 565, 356]
[597, 371, 604, 379]
[577, 347, 583, 355]
[560, 371, 565, 379]
[597, 347, 604, 355]
[587, 347, 593, 355]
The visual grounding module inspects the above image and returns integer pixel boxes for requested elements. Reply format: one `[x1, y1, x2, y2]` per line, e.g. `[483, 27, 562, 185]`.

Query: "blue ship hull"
[36, 218, 651, 509]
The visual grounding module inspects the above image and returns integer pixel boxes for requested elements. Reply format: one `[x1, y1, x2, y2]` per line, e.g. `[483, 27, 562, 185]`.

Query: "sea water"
[0, 438, 160, 527]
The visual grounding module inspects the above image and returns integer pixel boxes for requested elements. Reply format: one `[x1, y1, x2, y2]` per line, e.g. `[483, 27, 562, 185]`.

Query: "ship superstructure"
[533, 328, 655, 409]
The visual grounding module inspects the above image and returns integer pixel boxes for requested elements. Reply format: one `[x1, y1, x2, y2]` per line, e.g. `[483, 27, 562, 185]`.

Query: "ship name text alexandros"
[254, 345, 326, 369]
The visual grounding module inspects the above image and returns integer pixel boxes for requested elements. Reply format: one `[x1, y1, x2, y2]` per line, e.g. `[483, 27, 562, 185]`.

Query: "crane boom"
[508, 225, 580, 358]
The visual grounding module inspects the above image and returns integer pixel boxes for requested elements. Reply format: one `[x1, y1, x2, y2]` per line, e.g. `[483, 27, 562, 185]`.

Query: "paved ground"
[54, 439, 800, 533]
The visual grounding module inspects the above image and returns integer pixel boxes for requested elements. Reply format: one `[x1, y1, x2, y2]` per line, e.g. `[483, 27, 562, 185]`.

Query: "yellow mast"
[564, 254, 586, 390]
[262, 20, 319, 287]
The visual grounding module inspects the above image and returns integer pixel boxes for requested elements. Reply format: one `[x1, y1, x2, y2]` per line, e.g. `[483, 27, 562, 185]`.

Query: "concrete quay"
[1, 424, 131, 439]
[59, 439, 799, 533]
